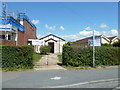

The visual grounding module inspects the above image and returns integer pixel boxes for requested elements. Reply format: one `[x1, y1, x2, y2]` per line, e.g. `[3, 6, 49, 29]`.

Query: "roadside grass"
[2, 68, 33, 72]
[0, 68, 1, 70]
[33, 52, 43, 63]
[62, 65, 118, 70]
[57, 54, 62, 62]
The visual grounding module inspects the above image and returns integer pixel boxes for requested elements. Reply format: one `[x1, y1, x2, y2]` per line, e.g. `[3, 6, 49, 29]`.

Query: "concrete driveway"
[34, 53, 65, 70]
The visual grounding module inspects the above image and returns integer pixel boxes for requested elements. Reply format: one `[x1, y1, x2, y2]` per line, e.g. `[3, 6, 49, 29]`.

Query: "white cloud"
[60, 29, 118, 41]
[61, 34, 78, 41]
[101, 29, 118, 36]
[60, 26, 65, 30]
[84, 27, 91, 30]
[79, 30, 93, 36]
[45, 24, 55, 30]
[100, 24, 108, 28]
[37, 29, 118, 41]
[32, 20, 40, 25]
[45, 24, 49, 28]
[111, 29, 118, 35]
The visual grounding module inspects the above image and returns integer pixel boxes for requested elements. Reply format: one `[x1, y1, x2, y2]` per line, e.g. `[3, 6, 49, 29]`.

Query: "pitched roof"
[45, 38, 57, 42]
[72, 35, 102, 44]
[108, 36, 117, 41]
[39, 34, 65, 41]
[74, 37, 88, 44]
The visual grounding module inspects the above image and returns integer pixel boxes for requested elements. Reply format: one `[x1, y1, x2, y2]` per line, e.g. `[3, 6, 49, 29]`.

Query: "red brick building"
[0, 13, 36, 46]
[17, 13, 36, 46]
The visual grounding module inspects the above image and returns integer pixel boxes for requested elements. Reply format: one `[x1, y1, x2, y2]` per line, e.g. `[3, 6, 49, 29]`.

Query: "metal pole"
[93, 30, 95, 67]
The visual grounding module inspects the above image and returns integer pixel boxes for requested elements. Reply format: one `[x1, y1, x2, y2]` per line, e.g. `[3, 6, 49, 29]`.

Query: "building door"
[48, 42, 54, 53]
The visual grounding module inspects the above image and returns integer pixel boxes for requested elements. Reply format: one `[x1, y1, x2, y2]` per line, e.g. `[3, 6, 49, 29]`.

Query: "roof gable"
[108, 36, 118, 41]
[45, 38, 57, 42]
[39, 34, 65, 41]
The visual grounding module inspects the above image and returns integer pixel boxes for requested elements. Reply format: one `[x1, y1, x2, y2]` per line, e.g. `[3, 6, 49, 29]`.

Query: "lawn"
[57, 54, 62, 62]
[33, 52, 43, 63]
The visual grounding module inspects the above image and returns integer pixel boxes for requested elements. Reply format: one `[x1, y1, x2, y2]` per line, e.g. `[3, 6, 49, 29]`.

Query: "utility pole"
[93, 30, 95, 67]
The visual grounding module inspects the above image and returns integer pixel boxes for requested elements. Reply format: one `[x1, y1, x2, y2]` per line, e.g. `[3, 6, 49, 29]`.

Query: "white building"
[29, 34, 65, 54]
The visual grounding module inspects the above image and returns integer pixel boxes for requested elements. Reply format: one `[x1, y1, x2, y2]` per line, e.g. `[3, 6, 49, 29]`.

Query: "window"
[0, 35, 5, 39]
[27, 41, 32, 45]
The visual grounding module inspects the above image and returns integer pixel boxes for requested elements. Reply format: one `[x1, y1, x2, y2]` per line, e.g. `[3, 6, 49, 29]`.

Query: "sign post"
[93, 30, 95, 67]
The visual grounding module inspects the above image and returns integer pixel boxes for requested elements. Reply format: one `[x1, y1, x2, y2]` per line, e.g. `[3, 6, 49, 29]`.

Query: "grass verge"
[33, 52, 43, 63]
[62, 65, 118, 70]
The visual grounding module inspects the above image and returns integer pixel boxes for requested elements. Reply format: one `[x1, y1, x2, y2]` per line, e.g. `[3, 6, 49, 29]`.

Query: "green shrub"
[102, 43, 112, 47]
[113, 40, 120, 47]
[95, 47, 119, 65]
[40, 45, 51, 55]
[62, 45, 119, 67]
[57, 54, 62, 62]
[1, 46, 34, 71]
[62, 44, 74, 65]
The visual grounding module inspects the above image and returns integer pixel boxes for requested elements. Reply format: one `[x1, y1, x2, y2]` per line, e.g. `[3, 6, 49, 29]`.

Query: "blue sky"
[6, 2, 118, 41]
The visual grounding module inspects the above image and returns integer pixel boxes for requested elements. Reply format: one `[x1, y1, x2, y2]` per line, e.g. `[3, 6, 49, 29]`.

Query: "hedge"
[113, 40, 120, 47]
[62, 44, 119, 67]
[1, 46, 34, 70]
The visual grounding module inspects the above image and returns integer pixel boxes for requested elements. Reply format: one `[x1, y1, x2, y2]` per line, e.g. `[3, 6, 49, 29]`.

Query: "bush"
[102, 43, 112, 47]
[113, 40, 120, 47]
[62, 44, 119, 67]
[40, 45, 51, 55]
[1, 46, 34, 71]
[95, 47, 119, 65]
[62, 44, 74, 65]
[57, 54, 62, 62]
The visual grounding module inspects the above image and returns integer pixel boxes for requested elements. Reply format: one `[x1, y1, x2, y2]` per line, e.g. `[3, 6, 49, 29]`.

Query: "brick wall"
[18, 30, 24, 46]
[22, 19, 36, 45]
[0, 39, 16, 46]
[17, 19, 36, 46]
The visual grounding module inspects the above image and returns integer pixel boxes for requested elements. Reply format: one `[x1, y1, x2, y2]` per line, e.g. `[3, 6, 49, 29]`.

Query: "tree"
[40, 45, 51, 55]
[66, 42, 73, 46]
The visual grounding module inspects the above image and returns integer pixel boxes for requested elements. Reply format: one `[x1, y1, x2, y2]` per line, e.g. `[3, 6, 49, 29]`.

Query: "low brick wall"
[0, 39, 16, 46]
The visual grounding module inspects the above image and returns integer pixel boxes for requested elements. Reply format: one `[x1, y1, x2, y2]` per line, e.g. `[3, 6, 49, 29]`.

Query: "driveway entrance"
[34, 53, 66, 70]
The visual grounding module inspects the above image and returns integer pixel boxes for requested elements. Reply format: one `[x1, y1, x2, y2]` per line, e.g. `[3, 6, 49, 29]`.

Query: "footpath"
[34, 53, 66, 70]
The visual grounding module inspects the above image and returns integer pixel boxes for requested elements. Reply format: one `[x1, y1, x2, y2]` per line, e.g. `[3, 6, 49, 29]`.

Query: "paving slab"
[34, 65, 66, 70]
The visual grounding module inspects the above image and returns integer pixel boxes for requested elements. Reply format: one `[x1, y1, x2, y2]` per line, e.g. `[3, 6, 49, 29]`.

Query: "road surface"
[2, 68, 119, 88]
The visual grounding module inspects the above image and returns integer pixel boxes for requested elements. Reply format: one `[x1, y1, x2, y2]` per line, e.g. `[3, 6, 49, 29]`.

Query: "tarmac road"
[2, 68, 119, 88]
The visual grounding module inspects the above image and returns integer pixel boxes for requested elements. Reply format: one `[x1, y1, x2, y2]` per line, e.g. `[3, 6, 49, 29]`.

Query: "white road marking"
[115, 87, 120, 89]
[50, 76, 61, 80]
[48, 78, 119, 88]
